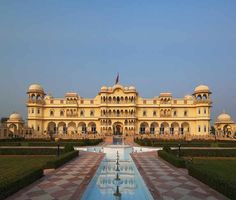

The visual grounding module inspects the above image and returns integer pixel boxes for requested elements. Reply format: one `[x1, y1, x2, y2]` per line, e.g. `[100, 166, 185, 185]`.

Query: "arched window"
[173, 111, 177, 116]
[80, 110, 84, 116]
[60, 110, 64, 116]
[153, 111, 157, 116]
[90, 110, 94, 117]
[164, 110, 167, 116]
[202, 94, 207, 100]
[50, 110, 54, 117]
[197, 95, 202, 100]
[143, 111, 147, 116]
[184, 110, 188, 116]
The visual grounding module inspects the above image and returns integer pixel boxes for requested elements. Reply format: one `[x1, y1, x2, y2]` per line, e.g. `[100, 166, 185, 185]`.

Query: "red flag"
[115, 73, 119, 84]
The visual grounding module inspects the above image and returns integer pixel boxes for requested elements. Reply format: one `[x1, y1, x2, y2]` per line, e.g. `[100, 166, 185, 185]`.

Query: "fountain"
[113, 151, 122, 200]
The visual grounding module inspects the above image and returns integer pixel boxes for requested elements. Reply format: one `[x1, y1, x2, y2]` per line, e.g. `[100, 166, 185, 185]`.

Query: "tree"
[210, 126, 216, 135]
[210, 126, 216, 141]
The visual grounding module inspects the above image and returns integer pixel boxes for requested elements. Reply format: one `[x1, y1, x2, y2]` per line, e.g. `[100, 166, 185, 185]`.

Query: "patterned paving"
[7, 151, 104, 200]
[131, 151, 228, 200]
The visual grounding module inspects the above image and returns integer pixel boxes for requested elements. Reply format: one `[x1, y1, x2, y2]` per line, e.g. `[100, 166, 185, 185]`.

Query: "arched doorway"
[48, 122, 56, 135]
[223, 125, 232, 137]
[78, 122, 87, 134]
[113, 122, 123, 135]
[140, 122, 149, 134]
[58, 122, 66, 134]
[150, 122, 158, 134]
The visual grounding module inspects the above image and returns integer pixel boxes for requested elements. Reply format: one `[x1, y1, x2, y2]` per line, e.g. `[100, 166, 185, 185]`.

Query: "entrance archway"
[113, 122, 123, 135]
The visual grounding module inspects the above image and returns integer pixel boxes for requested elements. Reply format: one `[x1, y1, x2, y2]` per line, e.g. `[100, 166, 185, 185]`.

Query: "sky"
[0, 1, 236, 122]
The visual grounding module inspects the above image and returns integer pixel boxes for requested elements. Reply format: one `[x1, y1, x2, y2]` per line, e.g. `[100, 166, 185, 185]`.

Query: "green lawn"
[0, 156, 54, 183]
[192, 158, 236, 184]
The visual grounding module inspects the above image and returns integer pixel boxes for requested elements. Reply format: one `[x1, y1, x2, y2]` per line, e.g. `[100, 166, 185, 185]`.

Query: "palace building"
[24, 82, 213, 137]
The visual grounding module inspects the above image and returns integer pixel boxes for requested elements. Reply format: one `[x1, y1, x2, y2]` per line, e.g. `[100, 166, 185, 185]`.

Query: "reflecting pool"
[81, 145, 154, 200]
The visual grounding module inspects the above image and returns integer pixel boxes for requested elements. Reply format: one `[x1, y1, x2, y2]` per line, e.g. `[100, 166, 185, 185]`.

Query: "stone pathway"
[7, 151, 104, 200]
[131, 151, 228, 200]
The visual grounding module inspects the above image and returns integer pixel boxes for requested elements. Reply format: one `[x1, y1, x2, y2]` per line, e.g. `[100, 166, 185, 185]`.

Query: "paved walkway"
[131, 151, 228, 200]
[7, 151, 104, 200]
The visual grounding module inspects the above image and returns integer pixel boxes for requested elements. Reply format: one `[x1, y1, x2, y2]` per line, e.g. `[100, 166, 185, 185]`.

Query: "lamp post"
[55, 137, 60, 157]
[178, 143, 181, 157]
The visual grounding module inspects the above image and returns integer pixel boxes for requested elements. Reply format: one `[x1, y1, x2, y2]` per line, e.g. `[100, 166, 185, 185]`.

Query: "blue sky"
[0, 1, 236, 122]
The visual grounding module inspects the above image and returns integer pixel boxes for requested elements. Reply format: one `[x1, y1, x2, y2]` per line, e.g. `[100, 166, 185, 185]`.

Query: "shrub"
[45, 151, 78, 169]
[188, 164, 236, 199]
[162, 145, 171, 153]
[210, 142, 219, 147]
[64, 144, 74, 152]
[158, 150, 186, 168]
[0, 167, 43, 200]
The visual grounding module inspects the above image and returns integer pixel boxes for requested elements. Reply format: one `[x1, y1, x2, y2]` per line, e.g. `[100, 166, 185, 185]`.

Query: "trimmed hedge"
[158, 150, 186, 168]
[0, 167, 43, 200]
[171, 149, 236, 157]
[0, 142, 21, 146]
[45, 151, 78, 169]
[0, 138, 25, 142]
[0, 148, 64, 155]
[188, 164, 236, 199]
[134, 138, 236, 147]
[0, 139, 103, 147]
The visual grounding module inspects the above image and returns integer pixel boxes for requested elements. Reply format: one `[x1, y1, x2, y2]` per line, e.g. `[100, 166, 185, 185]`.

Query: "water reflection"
[81, 146, 154, 200]
[97, 160, 136, 195]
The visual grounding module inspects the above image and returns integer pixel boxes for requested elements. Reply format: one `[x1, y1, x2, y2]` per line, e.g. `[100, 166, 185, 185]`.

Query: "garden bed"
[158, 148, 236, 199]
[188, 159, 236, 199]
[0, 149, 78, 199]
